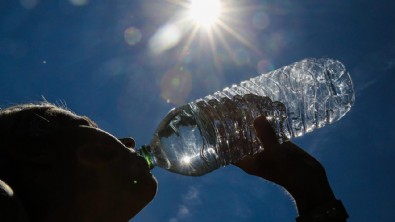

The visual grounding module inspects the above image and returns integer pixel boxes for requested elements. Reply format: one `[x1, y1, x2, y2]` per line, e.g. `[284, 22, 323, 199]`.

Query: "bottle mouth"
[138, 145, 155, 169]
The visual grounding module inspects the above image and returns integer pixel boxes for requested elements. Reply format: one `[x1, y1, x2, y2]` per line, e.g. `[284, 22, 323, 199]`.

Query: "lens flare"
[252, 12, 270, 30]
[149, 24, 181, 54]
[69, 0, 88, 6]
[257, 59, 274, 74]
[124, 27, 142, 46]
[160, 67, 192, 105]
[233, 48, 251, 66]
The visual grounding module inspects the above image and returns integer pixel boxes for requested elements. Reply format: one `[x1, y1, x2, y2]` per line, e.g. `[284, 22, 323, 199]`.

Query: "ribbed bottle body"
[146, 58, 354, 176]
[235, 58, 355, 137]
[150, 94, 286, 176]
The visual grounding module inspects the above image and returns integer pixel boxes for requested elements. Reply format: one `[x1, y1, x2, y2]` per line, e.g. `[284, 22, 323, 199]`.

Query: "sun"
[188, 0, 222, 28]
[149, 0, 259, 68]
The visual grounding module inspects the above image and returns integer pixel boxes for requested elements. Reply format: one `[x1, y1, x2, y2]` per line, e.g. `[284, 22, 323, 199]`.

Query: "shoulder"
[0, 180, 29, 222]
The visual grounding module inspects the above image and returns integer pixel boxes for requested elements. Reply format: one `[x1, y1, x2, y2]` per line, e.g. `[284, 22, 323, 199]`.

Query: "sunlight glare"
[188, 0, 221, 28]
[181, 156, 192, 165]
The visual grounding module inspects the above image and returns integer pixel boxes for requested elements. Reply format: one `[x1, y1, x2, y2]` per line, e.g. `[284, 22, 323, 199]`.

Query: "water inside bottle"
[149, 94, 287, 176]
[144, 58, 355, 176]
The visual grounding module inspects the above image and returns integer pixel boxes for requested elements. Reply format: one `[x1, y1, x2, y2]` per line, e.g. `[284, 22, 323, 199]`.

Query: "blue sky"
[1, 0, 394, 221]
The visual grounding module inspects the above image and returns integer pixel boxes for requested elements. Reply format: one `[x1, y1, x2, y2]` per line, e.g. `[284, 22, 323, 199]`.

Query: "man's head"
[0, 103, 157, 222]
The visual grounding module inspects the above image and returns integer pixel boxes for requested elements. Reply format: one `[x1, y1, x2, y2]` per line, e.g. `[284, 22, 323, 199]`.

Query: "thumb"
[253, 116, 278, 148]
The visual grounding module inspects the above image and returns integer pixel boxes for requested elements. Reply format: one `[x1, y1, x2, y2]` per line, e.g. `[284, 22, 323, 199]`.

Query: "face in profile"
[45, 125, 158, 222]
[0, 105, 157, 222]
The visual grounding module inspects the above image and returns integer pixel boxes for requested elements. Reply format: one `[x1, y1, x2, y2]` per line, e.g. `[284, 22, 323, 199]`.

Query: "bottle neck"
[138, 145, 156, 169]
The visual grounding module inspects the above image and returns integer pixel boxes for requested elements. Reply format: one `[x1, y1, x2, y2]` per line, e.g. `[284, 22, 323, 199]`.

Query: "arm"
[234, 116, 348, 221]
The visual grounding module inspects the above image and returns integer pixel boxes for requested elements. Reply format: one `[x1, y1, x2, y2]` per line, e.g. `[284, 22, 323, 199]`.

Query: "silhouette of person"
[0, 103, 347, 221]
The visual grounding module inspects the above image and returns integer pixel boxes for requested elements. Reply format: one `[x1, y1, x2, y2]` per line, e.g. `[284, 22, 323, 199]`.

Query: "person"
[0, 103, 348, 222]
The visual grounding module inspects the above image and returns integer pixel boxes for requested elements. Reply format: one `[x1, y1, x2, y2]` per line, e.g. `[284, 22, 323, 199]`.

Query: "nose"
[118, 137, 136, 149]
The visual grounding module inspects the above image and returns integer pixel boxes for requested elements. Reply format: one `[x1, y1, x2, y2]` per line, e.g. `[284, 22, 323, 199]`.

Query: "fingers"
[253, 115, 278, 147]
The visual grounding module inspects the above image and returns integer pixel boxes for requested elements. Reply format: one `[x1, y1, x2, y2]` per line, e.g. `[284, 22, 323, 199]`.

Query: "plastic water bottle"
[138, 58, 355, 176]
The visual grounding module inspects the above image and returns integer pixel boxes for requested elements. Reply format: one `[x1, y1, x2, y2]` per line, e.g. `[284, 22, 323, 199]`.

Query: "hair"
[0, 102, 97, 186]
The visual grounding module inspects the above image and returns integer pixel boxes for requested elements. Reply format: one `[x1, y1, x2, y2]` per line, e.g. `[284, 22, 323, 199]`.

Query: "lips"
[137, 155, 150, 173]
[130, 154, 152, 177]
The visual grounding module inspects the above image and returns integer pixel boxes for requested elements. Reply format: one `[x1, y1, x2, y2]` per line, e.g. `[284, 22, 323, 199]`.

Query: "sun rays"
[144, 0, 280, 104]
[150, 0, 260, 66]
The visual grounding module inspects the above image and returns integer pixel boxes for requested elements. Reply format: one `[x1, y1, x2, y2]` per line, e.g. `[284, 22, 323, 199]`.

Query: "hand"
[234, 116, 337, 214]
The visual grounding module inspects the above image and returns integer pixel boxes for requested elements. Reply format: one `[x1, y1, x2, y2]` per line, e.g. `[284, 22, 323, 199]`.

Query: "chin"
[128, 174, 158, 218]
[142, 174, 158, 204]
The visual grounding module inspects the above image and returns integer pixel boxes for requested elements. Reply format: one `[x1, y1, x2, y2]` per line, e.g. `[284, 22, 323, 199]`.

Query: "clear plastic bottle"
[139, 58, 355, 176]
